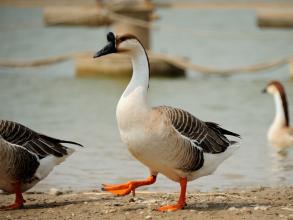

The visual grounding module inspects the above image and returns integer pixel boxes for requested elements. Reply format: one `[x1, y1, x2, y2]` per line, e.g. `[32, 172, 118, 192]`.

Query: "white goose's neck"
[122, 45, 149, 99]
[116, 43, 150, 130]
[272, 92, 287, 128]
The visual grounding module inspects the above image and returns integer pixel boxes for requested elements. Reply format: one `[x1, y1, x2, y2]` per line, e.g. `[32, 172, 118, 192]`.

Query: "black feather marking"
[0, 120, 83, 159]
[155, 106, 240, 172]
[39, 134, 84, 147]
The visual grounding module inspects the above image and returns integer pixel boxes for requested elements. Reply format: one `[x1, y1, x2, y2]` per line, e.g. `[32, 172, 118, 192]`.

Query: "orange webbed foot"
[102, 182, 133, 196]
[157, 203, 186, 212]
[101, 175, 157, 197]
[102, 182, 132, 191]
[0, 200, 25, 210]
[157, 177, 187, 212]
[1, 182, 26, 211]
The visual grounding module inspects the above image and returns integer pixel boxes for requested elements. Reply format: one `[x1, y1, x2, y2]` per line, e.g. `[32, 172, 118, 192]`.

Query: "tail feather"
[205, 122, 241, 138]
[229, 140, 238, 145]
[39, 134, 84, 147]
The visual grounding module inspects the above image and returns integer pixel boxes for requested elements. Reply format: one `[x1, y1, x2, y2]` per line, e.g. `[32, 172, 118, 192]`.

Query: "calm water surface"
[0, 7, 293, 192]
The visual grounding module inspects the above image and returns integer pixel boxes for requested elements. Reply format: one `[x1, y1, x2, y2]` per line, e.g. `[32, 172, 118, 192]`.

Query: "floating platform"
[75, 53, 185, 77]
[43, 6, 112, 27]
[257, 10, 293, 28]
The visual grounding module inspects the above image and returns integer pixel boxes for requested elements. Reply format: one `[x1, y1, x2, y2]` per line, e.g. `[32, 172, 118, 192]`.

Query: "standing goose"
[262, 80, 293, 148]
[0, 120, 83, 209]
[94, 32, 240, 211]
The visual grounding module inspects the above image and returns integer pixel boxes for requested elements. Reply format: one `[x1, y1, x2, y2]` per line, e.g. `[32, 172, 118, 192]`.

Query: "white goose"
[0, 120, 83, 209]
[94, 32, 240, 211]
[263, 80, 293, 148]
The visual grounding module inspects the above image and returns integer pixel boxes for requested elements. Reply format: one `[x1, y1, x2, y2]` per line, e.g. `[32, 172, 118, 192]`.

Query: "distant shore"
[1, 0, 293, 9]
[1, 186, 293, 219]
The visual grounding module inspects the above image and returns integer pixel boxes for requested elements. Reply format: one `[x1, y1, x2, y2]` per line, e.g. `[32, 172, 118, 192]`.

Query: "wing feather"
[154, 106, 240, 171]
[0, 120, 83, 159]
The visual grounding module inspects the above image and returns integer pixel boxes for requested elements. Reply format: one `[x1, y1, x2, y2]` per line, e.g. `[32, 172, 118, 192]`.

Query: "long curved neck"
[272, 92, 289, 128]
[116, 43, 150, 130]
[122, 44, 150, 102]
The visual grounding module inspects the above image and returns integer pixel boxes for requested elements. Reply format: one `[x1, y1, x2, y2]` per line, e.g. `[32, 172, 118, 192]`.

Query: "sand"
[1, 186, 293, 220]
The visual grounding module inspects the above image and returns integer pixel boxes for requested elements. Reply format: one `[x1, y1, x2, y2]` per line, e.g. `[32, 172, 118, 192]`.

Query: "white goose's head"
[93, 32, 144, 58]
[263, 80, 290, 127]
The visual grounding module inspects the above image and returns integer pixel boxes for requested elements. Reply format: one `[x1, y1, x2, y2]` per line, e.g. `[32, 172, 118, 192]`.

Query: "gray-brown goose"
[263, 80, 293, 148]
[0, 120, 83, 209]
[93, 32, 240, 211]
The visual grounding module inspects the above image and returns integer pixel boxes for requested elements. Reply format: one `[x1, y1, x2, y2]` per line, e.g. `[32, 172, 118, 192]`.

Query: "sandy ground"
[0, 186, 293, 220]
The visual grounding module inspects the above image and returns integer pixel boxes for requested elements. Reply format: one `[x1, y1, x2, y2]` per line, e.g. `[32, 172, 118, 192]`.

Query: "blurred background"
[0, 0, 293, 192]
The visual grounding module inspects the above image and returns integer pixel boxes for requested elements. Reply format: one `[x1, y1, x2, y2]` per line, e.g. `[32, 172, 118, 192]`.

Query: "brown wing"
[157, 106, 240, 153]
[155, 106, 240, 171]
[0, 120, 83, 159]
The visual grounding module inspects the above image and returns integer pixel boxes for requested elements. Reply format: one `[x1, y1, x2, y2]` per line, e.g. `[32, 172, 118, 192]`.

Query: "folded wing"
[0, 120, 83, 159]
[155, 106, 240, 171]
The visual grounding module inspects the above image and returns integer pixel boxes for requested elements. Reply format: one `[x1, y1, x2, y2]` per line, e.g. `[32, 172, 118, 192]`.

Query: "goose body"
[94, 32, 240, 211]
[0, 120, 82, 209]
[117, 105, 239, 182]
[263, 80, 293, 148]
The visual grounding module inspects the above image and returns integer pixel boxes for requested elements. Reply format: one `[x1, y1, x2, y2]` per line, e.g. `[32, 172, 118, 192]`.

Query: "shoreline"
[1, 186, 293, 219]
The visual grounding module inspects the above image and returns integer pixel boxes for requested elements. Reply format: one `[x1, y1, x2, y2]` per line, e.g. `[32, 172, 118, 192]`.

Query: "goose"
[262, 80, 293, 148]
[0, 120, 83, 210]
[93, 32, 240, 211]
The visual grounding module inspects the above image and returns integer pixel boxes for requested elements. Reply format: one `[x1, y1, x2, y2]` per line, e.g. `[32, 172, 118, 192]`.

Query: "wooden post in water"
[43, 6, 112, 27]
[257, 10, 293, 28]
[112, 5, 153, 50]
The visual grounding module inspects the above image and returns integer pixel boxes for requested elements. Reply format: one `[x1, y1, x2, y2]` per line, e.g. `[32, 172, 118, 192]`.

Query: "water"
[0, 6, 293, 192]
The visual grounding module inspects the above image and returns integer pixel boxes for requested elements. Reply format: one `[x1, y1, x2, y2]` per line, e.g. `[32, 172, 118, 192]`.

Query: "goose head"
[262, 80, 285, 96]
[93, 32, 142, 58]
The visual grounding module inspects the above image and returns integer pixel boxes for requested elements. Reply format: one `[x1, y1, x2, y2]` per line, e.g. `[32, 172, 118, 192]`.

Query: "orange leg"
[157, 177, 187, 212]
[1, 182, 25, 210]
[102, 175, 157, 196]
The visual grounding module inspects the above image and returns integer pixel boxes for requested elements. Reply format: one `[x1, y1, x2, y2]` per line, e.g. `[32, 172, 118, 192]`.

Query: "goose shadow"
[186, 201, 269, 211]
[121, 201, 271, 212]
[1, 196, 113, 210]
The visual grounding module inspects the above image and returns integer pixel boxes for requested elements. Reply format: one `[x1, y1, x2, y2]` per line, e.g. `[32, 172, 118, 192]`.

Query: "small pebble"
[254, 205, 270, 211]
[282, 207, 293, 212]
[143, 199, 157, 204]
[129, 198, 135, 202]
[228, 207, 238, 211]
[215, 196, 226, 200]
[48, 188, 63, 196]
[240, 207, 249, 212]
[145, 215, 152, 220]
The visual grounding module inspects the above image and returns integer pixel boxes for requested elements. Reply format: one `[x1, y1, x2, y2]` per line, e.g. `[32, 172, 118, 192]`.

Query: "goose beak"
[93, 42, 116, 58]
[262, 88, 267, 93]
